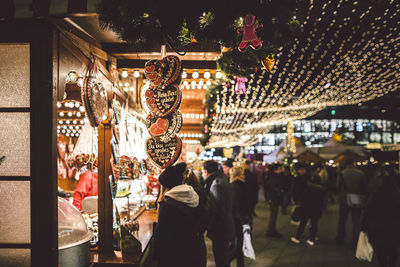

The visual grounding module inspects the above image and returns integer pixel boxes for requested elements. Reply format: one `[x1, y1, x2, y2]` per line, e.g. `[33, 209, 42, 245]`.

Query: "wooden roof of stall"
[53, 14, 219, 141]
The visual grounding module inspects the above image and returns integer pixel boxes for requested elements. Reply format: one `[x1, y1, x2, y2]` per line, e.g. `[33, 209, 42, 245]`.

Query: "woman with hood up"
[153, 162, 203, 267]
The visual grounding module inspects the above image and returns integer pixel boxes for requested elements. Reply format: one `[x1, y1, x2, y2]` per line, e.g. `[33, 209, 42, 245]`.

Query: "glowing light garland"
[208, 0, 400, 148]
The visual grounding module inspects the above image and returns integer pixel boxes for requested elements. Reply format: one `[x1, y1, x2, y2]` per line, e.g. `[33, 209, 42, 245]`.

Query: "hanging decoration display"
[81, 57, 108, 128]
[262, 55, 275, 72]
[234, 77, 248, 94]
[144, 56, 182, 88]
[144, 84, 182, 117]
[97, 1, 308, 77]
[144, 56, 183, 169]
[237, 14, 263, 52]
[204, 0, 400, 148]
[145, 110, 182, 142]
[145, 136, 182, 169]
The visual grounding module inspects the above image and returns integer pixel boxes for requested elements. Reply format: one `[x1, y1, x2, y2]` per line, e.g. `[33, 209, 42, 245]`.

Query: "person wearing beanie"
[153, 162, 203, 267]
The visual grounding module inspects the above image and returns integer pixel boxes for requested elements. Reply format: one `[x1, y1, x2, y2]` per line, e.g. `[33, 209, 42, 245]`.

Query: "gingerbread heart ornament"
[144, 55, 182, 88]
[146, 110, 182, 142]
[145, 84, 181, 116]
[145, 135, 182, 169]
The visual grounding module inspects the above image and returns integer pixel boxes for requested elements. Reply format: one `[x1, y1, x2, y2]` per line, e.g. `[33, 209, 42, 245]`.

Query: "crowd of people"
[152, 158, 400, 267]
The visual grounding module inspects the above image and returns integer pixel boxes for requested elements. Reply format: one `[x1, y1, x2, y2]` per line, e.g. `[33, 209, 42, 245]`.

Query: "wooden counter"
[90, 209, 158, 266]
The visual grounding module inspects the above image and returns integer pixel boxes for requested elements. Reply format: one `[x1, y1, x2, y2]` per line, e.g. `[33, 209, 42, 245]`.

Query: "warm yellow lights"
[207, 0, 400, 147]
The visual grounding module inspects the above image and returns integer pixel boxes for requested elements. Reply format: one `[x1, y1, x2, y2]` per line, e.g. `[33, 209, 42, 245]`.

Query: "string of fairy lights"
[208, 0, 400, 147]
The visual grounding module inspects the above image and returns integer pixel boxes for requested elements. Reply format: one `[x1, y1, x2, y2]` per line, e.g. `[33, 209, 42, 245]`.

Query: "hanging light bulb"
[77, 77, 84, 87]
[59, 112, 64, 117]
[121, 69, 129, 78]
[57, 102, 62, 108]
[215, 71, 222, 79]
[75, 102, 80, 108]
[204, 71, 211, 79]
[182, 70, 187, 79]
[192, 71, 199, 79]
[133, 70, 140, 78]
[76, 112, 81, 117]
[66, 71, 77, 83]
[79, 106, 85, 112]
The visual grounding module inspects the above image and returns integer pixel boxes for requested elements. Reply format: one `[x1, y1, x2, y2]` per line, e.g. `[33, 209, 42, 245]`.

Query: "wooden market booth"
[0, 1, 220, 266]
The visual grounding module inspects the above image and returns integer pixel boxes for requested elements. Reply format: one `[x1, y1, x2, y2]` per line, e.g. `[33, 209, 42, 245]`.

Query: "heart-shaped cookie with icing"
[144, 84, 181, 116]
[146, 110, 182, 141]
[145, 135, 182, 169]
[144, 55, 182, 88]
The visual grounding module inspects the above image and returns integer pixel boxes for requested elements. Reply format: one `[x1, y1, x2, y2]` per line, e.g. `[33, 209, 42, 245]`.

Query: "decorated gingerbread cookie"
[145, 110, 182, 142]
[145, 135, 182, 169]
[144, 55, 182, 88]
[144, 84, 182, 116]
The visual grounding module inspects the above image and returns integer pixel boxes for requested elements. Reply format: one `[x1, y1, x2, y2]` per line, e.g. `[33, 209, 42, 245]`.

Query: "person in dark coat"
[262, 165, 270, 202]
[183, 168, 208, 267]
[280, 165, 292, 215]
[222, 159, 234, 181]
[202, 160, 235, 267]
[153, 162, 202, 267]
[229, 166, 250, 267]
[243, 160, 259, 217]
[361, 168, 400, 267]
[265, 163, 284, 238]
[336, 159, 367, 247]
[291, 164, 328, 246]
[292, 164, 309, 205]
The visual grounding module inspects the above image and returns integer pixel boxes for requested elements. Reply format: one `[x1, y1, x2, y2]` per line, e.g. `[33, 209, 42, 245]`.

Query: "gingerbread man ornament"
[237, 14, 263, 52]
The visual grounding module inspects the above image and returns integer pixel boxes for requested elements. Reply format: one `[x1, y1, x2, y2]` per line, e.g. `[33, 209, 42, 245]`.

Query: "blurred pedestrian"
[291, 163, 328, 246]
[202, 160, 235, 267]
[265, 163, 284, 238]
[292, 163, 309, 205]
[281, 165, 292, 215]
[361, 168, 400, 267]
[183, 168, 209, 267]
[229, 166, 250, 267]
[222, 159, 234, 181]
[336, 159, 367, 248]
[243, 160, 259, 217]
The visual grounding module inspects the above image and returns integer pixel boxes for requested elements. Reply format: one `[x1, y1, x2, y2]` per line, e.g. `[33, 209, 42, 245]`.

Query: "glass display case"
[58, 197, 93, 267]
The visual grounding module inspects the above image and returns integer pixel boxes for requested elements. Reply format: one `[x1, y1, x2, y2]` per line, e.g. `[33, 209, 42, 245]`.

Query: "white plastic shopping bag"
[355, 231, 373, 262]
[242, 224, 256, 260]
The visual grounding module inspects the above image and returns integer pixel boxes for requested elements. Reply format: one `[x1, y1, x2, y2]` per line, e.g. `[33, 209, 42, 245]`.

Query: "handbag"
[346, 193, 364, 208]
[242, 224, 256, 260]
[339, 172, 364, 208]
[355, 231, 373, 262]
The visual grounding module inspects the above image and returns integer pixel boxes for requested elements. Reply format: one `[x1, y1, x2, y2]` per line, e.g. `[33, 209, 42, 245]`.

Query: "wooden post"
[98, 122, 114, 255]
